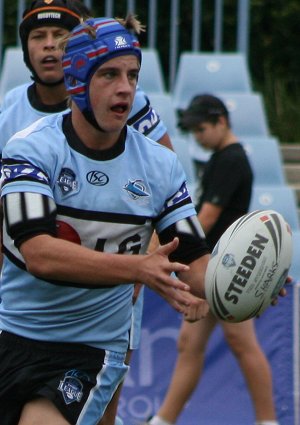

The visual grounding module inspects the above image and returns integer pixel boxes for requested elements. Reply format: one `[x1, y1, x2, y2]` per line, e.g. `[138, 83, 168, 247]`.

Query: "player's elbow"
[20, 235, 55, 278]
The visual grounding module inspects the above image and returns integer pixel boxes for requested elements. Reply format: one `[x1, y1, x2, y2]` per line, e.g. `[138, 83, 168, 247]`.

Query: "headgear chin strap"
[62, 17, 142, 130]
[19, 0, 84, 85]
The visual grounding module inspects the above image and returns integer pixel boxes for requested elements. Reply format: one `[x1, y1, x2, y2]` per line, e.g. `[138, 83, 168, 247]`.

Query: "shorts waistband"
[0, 330, 107, 358]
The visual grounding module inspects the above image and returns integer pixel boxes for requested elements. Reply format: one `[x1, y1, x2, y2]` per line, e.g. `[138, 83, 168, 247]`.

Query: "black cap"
[178, 94, 229, 130]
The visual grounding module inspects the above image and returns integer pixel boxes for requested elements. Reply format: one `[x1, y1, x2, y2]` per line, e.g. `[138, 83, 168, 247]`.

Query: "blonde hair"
[58, 14, 145, 53]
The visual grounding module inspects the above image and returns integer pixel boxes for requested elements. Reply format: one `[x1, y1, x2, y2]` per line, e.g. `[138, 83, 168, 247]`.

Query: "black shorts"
[0, 331, 128, 425]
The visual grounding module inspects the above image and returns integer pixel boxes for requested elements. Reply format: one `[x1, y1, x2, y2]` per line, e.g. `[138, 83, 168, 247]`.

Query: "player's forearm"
[177, 254, 210, 299]
[19, 234, 191, 296]
[20, 234, 147, 286]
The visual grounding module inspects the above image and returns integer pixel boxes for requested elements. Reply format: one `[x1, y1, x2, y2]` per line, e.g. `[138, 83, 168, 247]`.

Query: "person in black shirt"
[146, 94, 279, 425]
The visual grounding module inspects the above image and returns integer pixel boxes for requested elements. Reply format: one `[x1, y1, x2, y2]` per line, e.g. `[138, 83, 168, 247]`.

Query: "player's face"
[192, 118, 227, 151]
[89, 55, 139, 133]
[28, 26, 69, 84]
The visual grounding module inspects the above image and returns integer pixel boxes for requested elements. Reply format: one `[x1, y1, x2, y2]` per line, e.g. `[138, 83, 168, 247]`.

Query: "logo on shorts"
[58, 370, 83, 405]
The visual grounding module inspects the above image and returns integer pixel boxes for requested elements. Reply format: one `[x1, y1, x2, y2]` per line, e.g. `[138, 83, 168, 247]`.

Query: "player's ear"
[217, 115, 227, 126]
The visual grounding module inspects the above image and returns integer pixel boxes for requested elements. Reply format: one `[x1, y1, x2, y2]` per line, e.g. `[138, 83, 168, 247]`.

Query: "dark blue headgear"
[62, 17, 142, 128]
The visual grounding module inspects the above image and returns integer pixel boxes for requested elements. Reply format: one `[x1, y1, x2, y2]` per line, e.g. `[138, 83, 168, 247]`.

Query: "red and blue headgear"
[62, 17, 142, 128]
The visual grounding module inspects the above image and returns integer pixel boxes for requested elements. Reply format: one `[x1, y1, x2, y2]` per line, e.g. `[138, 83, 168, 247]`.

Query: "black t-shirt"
[196, 143, 253, 251]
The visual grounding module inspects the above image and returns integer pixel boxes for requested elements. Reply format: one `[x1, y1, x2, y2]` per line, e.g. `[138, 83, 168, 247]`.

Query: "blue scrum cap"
[62, 17, 142, 115]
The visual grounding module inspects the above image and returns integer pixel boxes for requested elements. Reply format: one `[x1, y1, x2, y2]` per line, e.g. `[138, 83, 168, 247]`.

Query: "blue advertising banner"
[118, 284, 295, 425]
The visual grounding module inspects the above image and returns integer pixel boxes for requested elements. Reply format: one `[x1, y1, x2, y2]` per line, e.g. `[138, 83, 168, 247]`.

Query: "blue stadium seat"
[173, 52, 251, 108]
[171, 136, 197, 199]
[139, 48, 165, 93]
[147, 92, 178, 136]
[0, 47, 31, 104]
[241, 136, 286, 185]
[216, 92, 270, 137]
[249, 185, 300, 231]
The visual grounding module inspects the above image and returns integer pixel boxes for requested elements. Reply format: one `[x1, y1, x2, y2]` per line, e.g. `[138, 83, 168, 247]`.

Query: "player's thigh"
[221, 318, 259, 350]
[19, 398, 71, 425]
[178, 310, 217, 353]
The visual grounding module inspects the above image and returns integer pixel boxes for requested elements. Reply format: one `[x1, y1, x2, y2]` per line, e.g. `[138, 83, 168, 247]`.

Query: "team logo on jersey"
[86, 171, 109, 186]
[2, 162, 49, 183]
[58, 370, 84, 405]
[57, 168, 78, 194]
[123, 179, 150, 200]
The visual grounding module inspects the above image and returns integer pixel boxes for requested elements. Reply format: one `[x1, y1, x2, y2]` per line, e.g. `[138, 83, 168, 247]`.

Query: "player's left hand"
[180, 292, 210, 322]
[271, 275, 293, 306]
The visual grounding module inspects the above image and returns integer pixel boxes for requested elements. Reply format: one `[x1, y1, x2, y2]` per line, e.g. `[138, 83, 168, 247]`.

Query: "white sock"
[149, 415, 174, 425]
[255, 421, 279, 425]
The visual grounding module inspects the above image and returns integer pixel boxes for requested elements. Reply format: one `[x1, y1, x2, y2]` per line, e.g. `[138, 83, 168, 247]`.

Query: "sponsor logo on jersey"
[86, 171, 109, 186]
[57, 168, 78, 194]
[2, 163, 48, 183]
[123, 179, 150, 200]
[58, 370, 84, 405]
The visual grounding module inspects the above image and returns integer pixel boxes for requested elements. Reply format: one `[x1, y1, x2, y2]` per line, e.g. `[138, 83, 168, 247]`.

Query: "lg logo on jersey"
[86, 171, 109, 186]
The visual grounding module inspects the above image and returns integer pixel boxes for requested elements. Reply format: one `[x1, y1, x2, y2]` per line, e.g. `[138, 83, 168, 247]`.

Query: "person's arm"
[197, 201, 223, 234]
[158, 131, 173, 150]
[19, 234, 194, 313]
[177, 254, 210, 322]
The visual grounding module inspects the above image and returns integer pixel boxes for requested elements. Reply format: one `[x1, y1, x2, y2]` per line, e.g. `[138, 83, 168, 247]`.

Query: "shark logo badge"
[123, 179, 150, 200]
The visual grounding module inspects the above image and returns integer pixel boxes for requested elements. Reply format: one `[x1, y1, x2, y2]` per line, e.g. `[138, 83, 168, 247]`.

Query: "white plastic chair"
[216, 92, 270, 137]
[241, 136, 286, 185]
[139, 48, 165, 93]
[249, 185, 300, 231]
[147, 92, 178, 136]
[173, 52, 251, 108]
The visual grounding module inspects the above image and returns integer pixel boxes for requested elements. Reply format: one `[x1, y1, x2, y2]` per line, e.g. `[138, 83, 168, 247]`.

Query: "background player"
[145, 94, 280, 425]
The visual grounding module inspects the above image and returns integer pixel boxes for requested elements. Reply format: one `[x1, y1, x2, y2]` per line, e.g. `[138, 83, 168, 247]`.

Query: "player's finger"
[156, 237, 179, 257]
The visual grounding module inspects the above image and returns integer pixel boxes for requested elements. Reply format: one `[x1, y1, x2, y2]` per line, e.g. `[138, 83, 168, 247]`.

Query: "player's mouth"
[111, 103, 129, 115]
[41, 56, 59, 66]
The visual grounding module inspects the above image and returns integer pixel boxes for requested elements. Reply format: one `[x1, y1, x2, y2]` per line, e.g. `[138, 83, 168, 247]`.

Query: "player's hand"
[181, 292, 210, 322]
[138, 237, 192, 313]
[271, 274, 293, 306]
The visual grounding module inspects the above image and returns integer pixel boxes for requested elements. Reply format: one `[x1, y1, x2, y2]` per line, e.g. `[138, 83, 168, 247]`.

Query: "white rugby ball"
[205, 210, 293, 322]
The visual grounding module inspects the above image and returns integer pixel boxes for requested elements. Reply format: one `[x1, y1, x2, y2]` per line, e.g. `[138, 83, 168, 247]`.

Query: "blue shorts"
[0, 331, 128, 425]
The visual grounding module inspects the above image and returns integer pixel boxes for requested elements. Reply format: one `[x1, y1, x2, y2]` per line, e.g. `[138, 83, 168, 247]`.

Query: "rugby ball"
[204, 210, 292, 322]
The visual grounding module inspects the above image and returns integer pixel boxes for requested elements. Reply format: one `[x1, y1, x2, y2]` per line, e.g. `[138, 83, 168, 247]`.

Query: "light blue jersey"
[1, 112, 195, 353]
[0, 83, 167, 154]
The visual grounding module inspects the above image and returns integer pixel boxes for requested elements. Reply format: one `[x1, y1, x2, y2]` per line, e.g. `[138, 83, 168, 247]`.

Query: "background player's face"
[89, 55, 140, 133]
[192, 117, 227, 151]
[28, 26, 69, 84]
